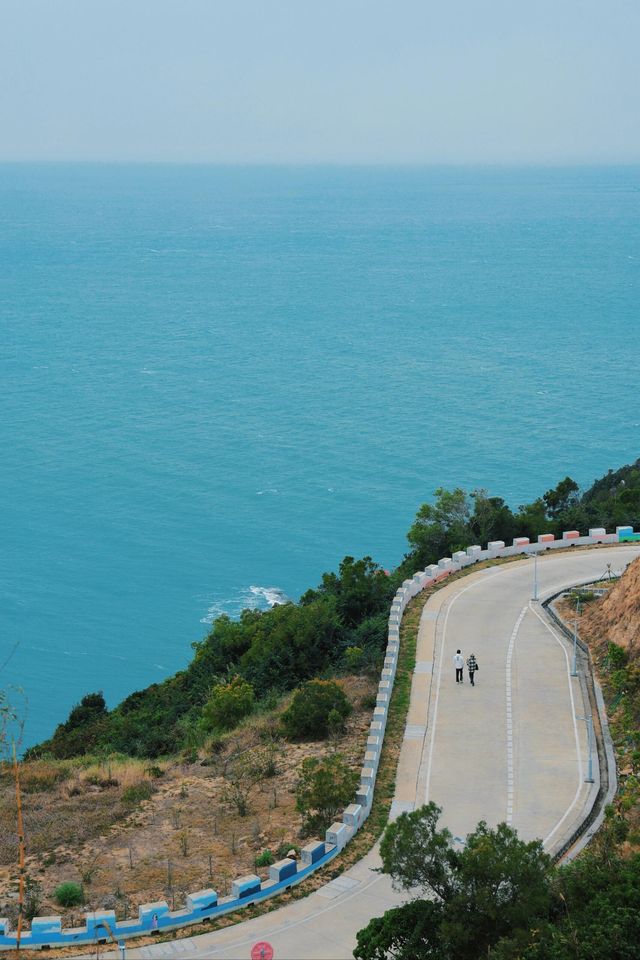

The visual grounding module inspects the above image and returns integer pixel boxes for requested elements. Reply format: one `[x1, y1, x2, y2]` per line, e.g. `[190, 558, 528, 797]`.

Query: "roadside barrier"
[1, 524, 637, 949]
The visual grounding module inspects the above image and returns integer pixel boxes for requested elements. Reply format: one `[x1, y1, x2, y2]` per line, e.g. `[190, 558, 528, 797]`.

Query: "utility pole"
[577, 715, 595, 783]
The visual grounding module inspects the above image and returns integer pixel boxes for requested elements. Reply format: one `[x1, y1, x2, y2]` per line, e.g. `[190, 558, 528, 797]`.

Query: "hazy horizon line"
[2, 159, 640, 169]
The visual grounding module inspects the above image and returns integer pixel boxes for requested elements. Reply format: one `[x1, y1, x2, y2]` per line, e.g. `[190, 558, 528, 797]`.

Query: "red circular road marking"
[251, 942, 274, 960]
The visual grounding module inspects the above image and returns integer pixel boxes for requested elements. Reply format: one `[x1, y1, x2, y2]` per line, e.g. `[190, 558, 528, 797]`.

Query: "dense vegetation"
[355, 803, 640, 960]
[27, 458, 640, 760]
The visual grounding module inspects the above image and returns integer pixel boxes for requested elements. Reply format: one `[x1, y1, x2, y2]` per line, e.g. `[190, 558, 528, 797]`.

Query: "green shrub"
[54, 882, 84, 907]
[255, 849, 275, 867]
[202, 676, 255, 731]
[344, 646, 364, 671]
[276, 842, 300, 860]
[282, 680, 352, 740]
[296, 754, 359, 834]
[121, 781, 154, 807]
[607, 642, 628, 670]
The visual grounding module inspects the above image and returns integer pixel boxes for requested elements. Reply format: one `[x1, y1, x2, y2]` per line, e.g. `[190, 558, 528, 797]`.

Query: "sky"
[0, 0, 639, 164]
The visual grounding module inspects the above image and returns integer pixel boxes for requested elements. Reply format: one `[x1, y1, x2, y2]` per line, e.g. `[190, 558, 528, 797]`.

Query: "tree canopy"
[356, 803, 551, 960]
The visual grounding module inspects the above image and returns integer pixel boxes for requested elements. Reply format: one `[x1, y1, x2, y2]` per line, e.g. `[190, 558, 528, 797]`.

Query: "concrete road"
[105, 546, 640, 960]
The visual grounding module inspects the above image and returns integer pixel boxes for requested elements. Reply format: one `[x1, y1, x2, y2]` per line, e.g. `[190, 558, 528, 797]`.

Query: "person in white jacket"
[453, 649, 464, 683]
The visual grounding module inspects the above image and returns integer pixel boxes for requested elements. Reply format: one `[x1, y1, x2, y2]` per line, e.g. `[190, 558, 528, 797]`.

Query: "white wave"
[199, 584, 290, 624]
[249, 585, 290, 607]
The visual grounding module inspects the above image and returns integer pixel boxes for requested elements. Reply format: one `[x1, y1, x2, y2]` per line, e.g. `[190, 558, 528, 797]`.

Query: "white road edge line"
[506, 606, 527, 825]
[528, 601, 585, 849]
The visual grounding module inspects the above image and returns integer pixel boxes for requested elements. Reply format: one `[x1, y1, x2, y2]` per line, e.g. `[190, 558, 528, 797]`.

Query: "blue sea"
[2, 165, 639, 749]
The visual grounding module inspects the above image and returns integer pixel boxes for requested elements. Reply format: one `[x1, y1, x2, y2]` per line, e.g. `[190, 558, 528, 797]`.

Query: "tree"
[515, 498, 551, 539]
[295, 754, 359, 833]
[354, 900, 447, 960]
[201, 676, 255, 731]
[543, 476, 579, 519]
[470, 490, 516, 546]
[301, 556, 395, 628]
[406, 488, 471, 567]
[281, 679, 352, 740]
[357, 804, 552, 960]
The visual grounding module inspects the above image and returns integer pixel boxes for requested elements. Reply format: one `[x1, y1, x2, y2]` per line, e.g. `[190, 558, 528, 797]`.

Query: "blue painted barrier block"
[186, 888, 218, 912]
[85, 911, 117, 937]
[138, 901, 170, 929]
[301, 840, 325, 865]
[31, 916, 62, 943]
[232, 874, 261, 899]
[269, 858, 298, 882]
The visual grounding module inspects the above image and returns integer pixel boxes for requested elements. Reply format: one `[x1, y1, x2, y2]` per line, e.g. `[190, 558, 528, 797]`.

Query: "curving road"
[103, 546, 640, 960]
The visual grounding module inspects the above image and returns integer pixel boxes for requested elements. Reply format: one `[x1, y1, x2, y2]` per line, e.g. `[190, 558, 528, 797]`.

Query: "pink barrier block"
[513, 537, 530, 547]
[538, 534, 555, 543]
[563, 530, 580, 540]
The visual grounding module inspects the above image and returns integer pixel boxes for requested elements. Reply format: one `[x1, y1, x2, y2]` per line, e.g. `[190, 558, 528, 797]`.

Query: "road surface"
[97, 545, 640, 960]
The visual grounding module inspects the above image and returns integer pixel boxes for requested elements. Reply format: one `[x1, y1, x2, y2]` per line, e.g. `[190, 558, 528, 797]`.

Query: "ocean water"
[2, 164, 639, 749]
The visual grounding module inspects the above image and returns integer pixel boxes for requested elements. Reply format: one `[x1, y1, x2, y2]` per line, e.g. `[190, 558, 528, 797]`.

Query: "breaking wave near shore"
[199, 584, 291, 624]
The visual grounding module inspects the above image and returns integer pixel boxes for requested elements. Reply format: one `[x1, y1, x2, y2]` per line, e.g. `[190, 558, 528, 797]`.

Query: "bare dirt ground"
[0, 675, 376, 926]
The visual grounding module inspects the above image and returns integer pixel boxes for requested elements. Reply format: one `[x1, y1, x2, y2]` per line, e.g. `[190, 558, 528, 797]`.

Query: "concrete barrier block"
[232, 875, 261, 899]
[425, 564, 439, 577]
[452, 550, 467, 563]
[186, 889, 218, 912]
[367, 734, 381, 750]
[487, 540, 505, 551]
[376, 691, 389, 706]
[269, 858, 297, 883]
[326, 822, 350, 849]
[381, 669, 394, 683]
[589, 528, 606, 537]
[563, 530, 580, 540]
[31, 916, 63, 937]
[513, 537, 530, 547]
[301, 840, 326, 865]
[361, 765, 375, 786]
[139, 901, 171, 925]
[538, 533, 555, 543]
[85, 911, 117, 935]
[356, 783, 372, 808]
[364, 750, 379, 769]
[466, 545, 482, 558]
[343, 803, 363, 828]
[370, 720, 384, 735]
[379, 679, 391, 691]
[438, 557, 452, 569]
[373, 706, 387, 723]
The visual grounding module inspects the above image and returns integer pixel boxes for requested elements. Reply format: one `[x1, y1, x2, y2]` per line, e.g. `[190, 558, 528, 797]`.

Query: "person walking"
[467, 653, 479, 686]
[453, 649, 464, 683]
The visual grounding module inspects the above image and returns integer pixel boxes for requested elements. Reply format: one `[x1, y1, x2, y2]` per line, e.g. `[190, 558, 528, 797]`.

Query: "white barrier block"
[326, 822, 350, 850]
[487, 540, 505, 551]
[466, 545, 482, 558]
[356, 784, 372, 808]
[360, 766, 375, 786]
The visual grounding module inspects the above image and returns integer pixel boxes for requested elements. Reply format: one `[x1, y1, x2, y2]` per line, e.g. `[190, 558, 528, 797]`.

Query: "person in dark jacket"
[467, 653, 479, 686]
